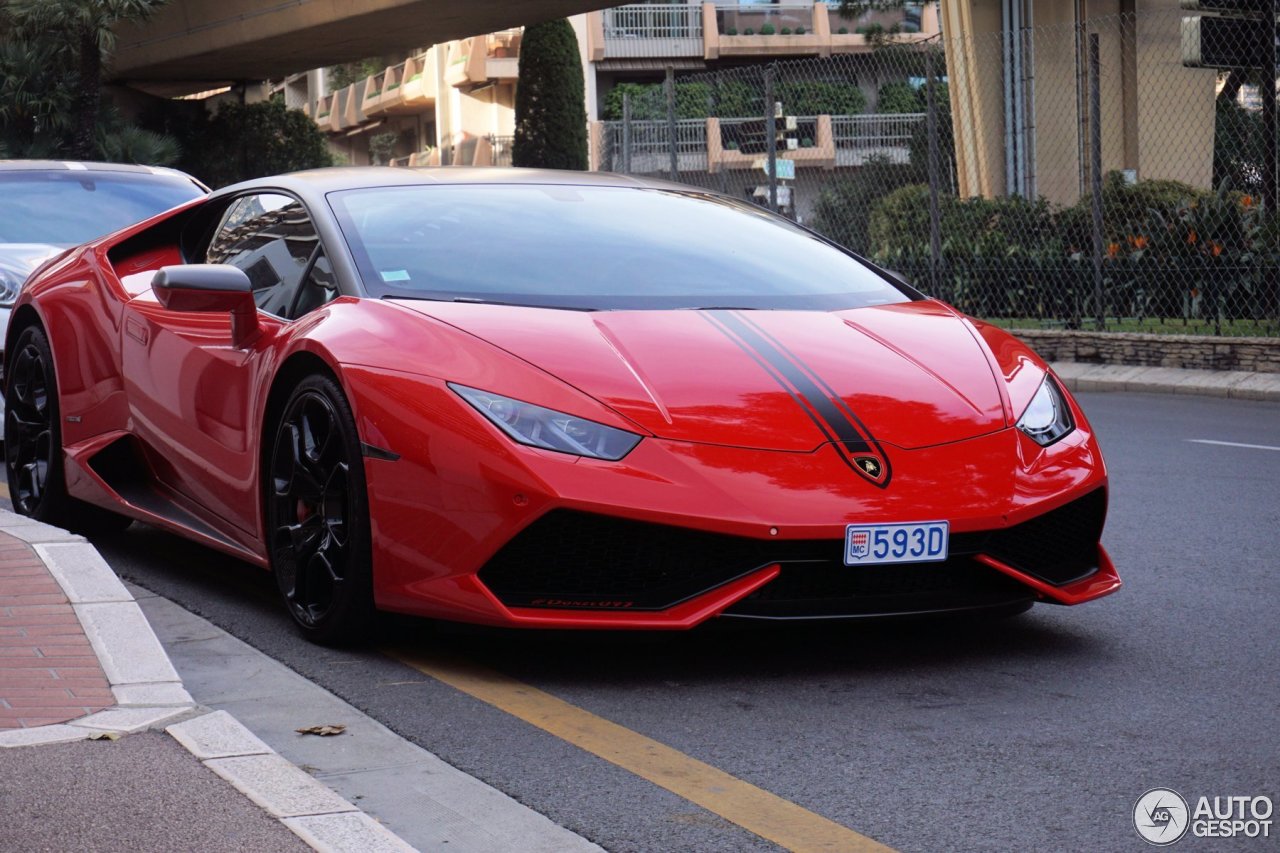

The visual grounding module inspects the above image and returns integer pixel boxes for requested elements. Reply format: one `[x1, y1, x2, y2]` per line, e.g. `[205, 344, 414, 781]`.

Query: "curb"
[1050, 361, 1280, 401]
[0, 510, 416, 853]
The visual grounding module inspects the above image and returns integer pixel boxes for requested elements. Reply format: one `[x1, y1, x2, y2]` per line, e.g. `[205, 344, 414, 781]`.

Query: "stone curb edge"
[0, 510, 415, 853]
[1050, 361, 1280, 401]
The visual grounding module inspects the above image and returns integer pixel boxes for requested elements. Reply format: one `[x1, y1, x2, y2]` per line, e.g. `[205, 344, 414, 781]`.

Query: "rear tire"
[4, 325, 131, 536]
[266, 374, 374, 645]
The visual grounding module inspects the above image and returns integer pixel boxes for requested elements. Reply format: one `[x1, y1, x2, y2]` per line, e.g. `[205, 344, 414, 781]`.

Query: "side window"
[206, 193, 324, 320]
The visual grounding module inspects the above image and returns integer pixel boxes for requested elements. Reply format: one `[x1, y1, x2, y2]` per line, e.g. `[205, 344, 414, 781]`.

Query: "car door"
[121, 192, 339, 541]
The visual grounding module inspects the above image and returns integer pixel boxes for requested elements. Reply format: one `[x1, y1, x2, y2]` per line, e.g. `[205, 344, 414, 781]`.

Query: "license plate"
[844, 521, 949, 566]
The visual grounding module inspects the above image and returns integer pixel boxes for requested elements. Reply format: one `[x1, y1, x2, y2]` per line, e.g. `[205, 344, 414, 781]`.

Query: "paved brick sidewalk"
[0, 531, 115, 728]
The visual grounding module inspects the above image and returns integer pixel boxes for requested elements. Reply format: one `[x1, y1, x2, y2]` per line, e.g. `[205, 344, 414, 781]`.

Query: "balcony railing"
[717, 4, 814, 35]
[832, 113, 924, 148]
[600, 118, 709, 172]
[601, 4, 704, 58]
[604, 5, 703, 40]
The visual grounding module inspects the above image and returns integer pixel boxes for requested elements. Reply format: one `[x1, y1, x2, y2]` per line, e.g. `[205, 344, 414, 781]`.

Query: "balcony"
[589, 2, 940, 62]
[450, 29, 521, 89]
[380, 54, 436, 115]
[708, 114, 835, 171]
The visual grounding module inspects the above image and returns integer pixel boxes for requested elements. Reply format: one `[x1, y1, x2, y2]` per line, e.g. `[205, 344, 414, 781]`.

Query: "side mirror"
[152, 264, 259, 348]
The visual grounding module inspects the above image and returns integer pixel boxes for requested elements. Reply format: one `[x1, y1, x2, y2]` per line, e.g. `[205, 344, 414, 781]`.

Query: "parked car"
[0, 161, 208, 434]
[5, 167, 1120, 644]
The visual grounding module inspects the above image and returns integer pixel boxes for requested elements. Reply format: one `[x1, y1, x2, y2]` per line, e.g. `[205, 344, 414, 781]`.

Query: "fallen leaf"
[295, 724, 346, 736]
[88, 731, 121, 741]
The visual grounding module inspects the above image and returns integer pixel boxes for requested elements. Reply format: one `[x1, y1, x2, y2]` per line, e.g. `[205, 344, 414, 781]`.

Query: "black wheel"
[267, 374, 374, 645]
[5, 325, 130, 536]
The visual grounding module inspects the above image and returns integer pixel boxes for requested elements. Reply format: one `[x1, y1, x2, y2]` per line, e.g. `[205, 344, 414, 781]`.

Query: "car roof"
[0, 159, 197, 179]
[219, 166, 701, 198]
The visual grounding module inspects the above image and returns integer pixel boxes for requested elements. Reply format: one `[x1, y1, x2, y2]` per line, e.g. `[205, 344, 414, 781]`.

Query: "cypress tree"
[512, 19, 588, 170]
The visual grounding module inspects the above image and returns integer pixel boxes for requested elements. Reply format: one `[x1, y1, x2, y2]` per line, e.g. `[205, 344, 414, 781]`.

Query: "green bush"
[603, 80, 757, 120]
[876, 80, 921, 114]
[775, 81, 865, 116]
[761, 23, 777, 35]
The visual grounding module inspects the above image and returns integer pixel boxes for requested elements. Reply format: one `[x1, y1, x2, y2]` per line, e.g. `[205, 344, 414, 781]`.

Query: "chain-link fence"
[597, 8, 1279, 337]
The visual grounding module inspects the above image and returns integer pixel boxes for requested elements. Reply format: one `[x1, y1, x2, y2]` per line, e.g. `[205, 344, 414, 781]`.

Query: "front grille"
[481, 512, 995, 612]
[984, 488, 1106, 585]
[479, 511, 776, 610]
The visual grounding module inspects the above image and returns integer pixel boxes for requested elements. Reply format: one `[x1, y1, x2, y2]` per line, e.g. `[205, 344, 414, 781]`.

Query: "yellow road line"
[389, 648, 895, 853]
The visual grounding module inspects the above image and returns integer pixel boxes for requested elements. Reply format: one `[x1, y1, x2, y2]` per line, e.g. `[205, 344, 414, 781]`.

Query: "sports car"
[0, 161, 208, 433]
[5, 168, 1120, 644]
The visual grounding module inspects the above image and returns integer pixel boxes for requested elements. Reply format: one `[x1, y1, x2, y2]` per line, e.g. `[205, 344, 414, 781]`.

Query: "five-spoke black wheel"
[4, 325, 129, 535]
[267, 374, 373, 644]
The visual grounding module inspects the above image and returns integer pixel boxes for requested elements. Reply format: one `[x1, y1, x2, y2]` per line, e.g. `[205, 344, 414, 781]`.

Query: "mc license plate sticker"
[844, 521, 949, 566]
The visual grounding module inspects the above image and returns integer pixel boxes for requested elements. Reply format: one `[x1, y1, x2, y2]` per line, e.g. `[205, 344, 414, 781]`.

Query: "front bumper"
[355, 368, 1118, 629]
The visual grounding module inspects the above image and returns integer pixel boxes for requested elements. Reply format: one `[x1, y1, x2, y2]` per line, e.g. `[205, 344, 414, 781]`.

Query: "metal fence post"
[665, 65, 679, 182]
[621, 91, 632, 175]
[765, 66, 778, 213]
[926, 48, 943, 298]
[1088, 33, 1105, 331]
[1264, 4, 1277, 215]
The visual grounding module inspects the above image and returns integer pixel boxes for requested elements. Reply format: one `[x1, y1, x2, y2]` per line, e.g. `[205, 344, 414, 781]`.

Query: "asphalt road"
[62, 392, 1280, 851]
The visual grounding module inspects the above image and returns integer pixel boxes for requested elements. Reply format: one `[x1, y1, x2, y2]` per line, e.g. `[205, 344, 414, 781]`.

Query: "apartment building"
[290, 0, 940, 185]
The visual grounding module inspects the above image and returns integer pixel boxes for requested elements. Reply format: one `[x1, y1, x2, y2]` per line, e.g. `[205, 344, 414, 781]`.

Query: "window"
[207, 193, 332, 320]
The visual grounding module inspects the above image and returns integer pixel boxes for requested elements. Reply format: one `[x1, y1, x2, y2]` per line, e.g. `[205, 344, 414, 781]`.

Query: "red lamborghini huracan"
[5, 168, 1119, 643]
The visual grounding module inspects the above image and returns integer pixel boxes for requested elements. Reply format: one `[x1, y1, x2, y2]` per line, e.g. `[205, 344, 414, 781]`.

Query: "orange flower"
[1106, 242, 1121, 259]
[1128, 234, 1148, 250]
[1187, 229, 1198, 245]
[1241, 195, 1255, 209]
[1190, 288, 1200, 298]
[1208, 240, 1223, 257]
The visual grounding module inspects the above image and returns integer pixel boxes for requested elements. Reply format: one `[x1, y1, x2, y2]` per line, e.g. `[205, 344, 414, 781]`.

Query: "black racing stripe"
[711, 311, 873, 456]
[737, 313, 888, 457]
[700, 312, 841, 450]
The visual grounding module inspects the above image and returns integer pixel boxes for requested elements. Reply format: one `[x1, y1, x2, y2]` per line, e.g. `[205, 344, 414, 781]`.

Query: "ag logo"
[1134, 788, 1190, 846]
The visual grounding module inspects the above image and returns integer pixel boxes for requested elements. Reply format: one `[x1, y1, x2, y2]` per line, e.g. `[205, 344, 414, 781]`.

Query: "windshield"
[329, 184, 912, 311]
[0, 171, 204, 245]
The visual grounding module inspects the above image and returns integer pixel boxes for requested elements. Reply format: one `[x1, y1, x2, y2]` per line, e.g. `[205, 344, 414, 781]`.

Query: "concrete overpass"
[111, 0, 615, 94]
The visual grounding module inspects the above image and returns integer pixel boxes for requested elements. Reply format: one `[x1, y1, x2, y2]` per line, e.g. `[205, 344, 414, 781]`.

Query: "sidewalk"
[0, 513, 413, 852]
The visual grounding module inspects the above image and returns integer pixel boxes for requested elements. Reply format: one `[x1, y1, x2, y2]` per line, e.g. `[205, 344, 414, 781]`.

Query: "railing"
[716, 4, 814, 35]
[825, 2, 926, 35]
[603, 5, 703, 40]
[489, 135, 515, 167]
[603, 119, 708, 155]
[832, 113, 924, 148]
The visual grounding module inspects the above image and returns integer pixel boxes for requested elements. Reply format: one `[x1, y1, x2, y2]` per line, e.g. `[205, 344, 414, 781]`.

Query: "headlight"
[450, 384, 642, 461]
[1016, 376, 1074, 447]
[0, 267, 24, 308]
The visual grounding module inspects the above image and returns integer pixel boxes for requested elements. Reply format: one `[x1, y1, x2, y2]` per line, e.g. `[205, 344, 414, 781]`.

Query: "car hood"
[0, 243, 64, 277]
[393, 299, 1008, 451]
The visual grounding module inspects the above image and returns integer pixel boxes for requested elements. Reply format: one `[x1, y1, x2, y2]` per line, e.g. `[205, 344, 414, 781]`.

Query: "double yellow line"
[390, 648, 894, 853]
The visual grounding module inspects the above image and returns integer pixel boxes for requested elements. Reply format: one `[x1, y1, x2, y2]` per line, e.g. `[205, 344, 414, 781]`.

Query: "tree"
[6, 0, 170, 159]
[172, 98, 335, 189]
[512, 19, 588, 170]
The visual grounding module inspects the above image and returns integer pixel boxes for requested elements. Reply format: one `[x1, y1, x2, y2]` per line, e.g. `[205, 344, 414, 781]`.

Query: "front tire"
[267, 374, 374, 645]
[5, 325, 130, 536]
